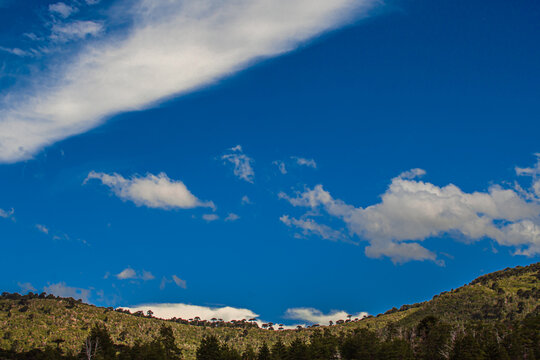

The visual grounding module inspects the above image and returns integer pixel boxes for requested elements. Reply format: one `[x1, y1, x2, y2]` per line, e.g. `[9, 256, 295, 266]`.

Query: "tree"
[158, 325, 182, 359]
[257, 343, 270, 360]
[81, 324, 115, 360]
[196, 336, 222, 360]
[271, 339, 287, 360]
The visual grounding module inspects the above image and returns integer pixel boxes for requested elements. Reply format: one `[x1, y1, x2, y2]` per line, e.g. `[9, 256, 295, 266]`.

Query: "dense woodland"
[0, 312, 539, 359]
[0, 263, 539, 359]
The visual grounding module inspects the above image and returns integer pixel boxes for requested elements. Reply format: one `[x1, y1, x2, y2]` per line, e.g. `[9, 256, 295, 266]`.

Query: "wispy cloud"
[43, 282, 91, 302]
[273, 160, 287, 174]
[292, 156, 317, 169]
[18, 282, 36, 293]
[0, 46, 33, 57]
[285, 308, 368, 325]
[50, 21, 104, 42]
[0, 0, 377, 163]
[116, 267, 154, 281]
[225, 213, 240, 222]
[222, 145, 255, 183]
[0, 207, 14, 219]
[280, 215, 345, 241]
[241, 195, 252, 205]
[85, 171, 215, 210]
[35, 224, 49, 234]
[172, 275, 187, 289]
[202, 214, 219, 222]
[280, 160, 540, 263]
[49, 2, 77, 19]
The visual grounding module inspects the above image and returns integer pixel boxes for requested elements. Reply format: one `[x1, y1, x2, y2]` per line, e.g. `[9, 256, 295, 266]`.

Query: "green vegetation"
[0, 262, 538, 359]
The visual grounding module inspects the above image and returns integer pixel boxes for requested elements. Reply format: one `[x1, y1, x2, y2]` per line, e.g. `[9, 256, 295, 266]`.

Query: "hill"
[0, 262, 539, 359]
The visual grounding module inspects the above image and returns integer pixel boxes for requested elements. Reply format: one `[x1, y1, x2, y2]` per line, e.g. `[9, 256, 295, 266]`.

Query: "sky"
[0, 0, 539, 326]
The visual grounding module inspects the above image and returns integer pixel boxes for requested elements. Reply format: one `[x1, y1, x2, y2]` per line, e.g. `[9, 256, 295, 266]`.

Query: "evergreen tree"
[257, 343, 271, 360]
[270, 339, 287, 360]
[196, 336, 222, 360]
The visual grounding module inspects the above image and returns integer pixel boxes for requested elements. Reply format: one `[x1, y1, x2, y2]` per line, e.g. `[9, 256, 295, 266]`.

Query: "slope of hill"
[0, 262, 538, 359]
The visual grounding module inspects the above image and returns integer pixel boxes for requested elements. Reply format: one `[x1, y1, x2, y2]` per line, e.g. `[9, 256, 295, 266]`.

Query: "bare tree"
[84, 336, 99, 360]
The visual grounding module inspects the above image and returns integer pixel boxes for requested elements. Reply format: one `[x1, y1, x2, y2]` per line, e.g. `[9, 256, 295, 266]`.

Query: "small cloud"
[202, 214, 219, 222]
[292, 157, 317, 169]
[18, 282, 36, 293]
[23, 33, 41, 41]
[0, 207, 14, 219]
[0, 46, 32, 57]
[141, 270, 155, 281]
[398, 168, 426, 180]
[85, 171, 214, 210]
[273, 161, 287, 174]
[225, 213, 240, 222]
[280, 215, 345, 242]
[172, 275, 187, 289]
[43, 282, 91, 302]
[222, 145, 254, 183]
[241, 195, 252, 205]
[116, 267, 154, 281]
[159, 277, 170, 290]
[49, 2, 77, 18]
[35, 224, 49, 234]
[51, 21, 104, 42]
[116, 267, 137, 280]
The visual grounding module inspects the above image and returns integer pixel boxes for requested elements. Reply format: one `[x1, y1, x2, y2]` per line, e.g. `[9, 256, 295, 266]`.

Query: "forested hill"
[0, 262, 539, 359]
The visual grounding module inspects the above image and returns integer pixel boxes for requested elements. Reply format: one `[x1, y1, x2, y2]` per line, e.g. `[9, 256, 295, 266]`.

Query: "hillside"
[0, 262, 539, 359]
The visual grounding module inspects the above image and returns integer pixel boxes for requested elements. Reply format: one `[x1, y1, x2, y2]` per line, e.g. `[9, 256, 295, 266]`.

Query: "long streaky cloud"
[0, 0, 376, 163]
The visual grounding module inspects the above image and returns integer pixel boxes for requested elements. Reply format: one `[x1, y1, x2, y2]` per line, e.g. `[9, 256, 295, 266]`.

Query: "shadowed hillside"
[0, 262, 538, 359]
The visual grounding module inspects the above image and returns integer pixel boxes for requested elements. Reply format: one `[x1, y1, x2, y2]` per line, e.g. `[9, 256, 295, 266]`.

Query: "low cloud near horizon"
[285, 308, 368, 324]
[122, 303, 259, 323]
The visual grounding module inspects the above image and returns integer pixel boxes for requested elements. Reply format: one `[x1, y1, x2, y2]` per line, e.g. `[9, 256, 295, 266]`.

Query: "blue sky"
[0, 0, 539, 325]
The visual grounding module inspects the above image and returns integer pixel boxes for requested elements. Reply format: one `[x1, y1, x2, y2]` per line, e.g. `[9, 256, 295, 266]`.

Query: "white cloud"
[516, 154, 540, 198]
[43, 282, 91, 302]
[18, 282, 36, 293]
[222, 146, 255, 183]
[0, 207, 14, 219]
[123, 303, 258, 322]
[0, 0, 376, 163]
[225, 213, 240, 221]
[116, 267, 137, 280]
[141, 270, 155, 281]
[0, 47, 33, 57]
[116, 267, 154, 281]
[280, 215, 345, 241]
[202, 214, 219, 222]
[172, 275, 187, 289]
[49, 2, 77, 18]
[285, 308, 368, 325]
[292, 156, 317, 169]
[241, 195, 252, 205]
[280, 166, 540, 263]
[273, 161, 287, 174]
[35, 224, 49, 234]
[398, 168, 425, 180]
[85, 171, 215, 210]
[51, 21, 104, 42]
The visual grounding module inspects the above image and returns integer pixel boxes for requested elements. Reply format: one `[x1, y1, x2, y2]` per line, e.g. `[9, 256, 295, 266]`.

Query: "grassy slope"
[0, 262, 538, 359]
